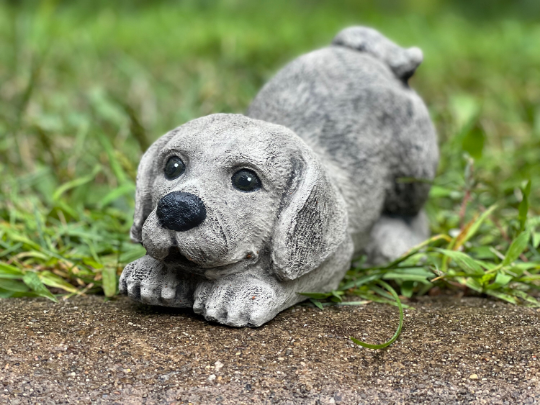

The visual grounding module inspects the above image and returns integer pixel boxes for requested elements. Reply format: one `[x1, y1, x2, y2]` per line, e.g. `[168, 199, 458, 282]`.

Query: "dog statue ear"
[130, 130, 177, 244]
[271, 147, 349, 281]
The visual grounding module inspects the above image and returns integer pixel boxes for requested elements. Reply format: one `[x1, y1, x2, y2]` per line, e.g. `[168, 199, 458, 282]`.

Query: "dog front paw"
[119, 255, 195, 307]
[192, 274, 285, 327]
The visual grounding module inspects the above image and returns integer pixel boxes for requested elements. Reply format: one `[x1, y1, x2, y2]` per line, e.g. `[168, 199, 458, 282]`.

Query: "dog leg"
[193, 237, 354, 327]
[120, 255, 200, 307]
[364, 210, 429, 266]
[192, 271, 286, 327]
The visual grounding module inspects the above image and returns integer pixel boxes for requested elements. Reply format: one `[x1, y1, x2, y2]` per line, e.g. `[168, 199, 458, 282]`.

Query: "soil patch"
[1, 296, 539, 404]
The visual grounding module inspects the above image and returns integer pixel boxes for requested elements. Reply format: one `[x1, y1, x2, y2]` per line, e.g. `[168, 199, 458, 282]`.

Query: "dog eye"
[231, 169, 261, 192]
[164, 156, 186, 180]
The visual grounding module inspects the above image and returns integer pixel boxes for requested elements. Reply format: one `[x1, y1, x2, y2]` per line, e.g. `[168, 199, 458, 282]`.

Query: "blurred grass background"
[0, 0, 539, 303]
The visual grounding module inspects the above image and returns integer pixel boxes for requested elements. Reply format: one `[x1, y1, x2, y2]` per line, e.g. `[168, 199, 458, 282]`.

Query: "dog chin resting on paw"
[119, 26, 439, 327]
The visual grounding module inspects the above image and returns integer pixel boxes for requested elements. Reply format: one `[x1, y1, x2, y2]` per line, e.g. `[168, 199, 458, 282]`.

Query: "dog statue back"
[247, 26, 438, 261]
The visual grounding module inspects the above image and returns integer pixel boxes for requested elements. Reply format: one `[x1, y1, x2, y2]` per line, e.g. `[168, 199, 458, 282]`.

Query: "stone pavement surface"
[1, 295, 539, 404]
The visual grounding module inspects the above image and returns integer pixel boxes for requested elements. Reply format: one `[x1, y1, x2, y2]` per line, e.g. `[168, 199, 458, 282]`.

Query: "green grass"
[0, 0, 539, 310]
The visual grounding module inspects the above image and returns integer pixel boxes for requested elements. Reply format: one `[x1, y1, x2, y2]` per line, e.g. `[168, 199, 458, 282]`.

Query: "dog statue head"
[131, 114, 348, 281]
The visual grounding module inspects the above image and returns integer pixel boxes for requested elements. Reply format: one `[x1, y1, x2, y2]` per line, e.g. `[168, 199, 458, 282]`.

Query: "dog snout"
[156, 191, 207, 232]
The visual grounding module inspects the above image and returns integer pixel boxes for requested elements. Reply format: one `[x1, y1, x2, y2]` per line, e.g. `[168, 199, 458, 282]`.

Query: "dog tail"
[332, 26, 423, 82]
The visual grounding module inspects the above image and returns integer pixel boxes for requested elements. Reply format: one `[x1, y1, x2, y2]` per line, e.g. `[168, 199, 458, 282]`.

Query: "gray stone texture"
[120, 26, 438, 327]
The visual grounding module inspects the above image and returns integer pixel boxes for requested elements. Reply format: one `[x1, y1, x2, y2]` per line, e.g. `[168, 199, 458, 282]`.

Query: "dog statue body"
[120, 27, 438, 327]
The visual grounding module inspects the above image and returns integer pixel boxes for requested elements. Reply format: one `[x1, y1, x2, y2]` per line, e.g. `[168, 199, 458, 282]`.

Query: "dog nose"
[156, 191, 207, 232]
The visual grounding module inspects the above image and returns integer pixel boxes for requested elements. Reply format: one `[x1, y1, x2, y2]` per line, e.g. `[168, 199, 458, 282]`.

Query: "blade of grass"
[502, 229, 531, 267]
[23, 271, 58, 302]
[436, 248, 485, 276]
[518, 180, 531, 232]
[350, 280, 403, 349]
[310, 298, 324, 310]
[0, 262, 24, 279]
[52, 166, 101, 201]
[101, 266, 117, 297]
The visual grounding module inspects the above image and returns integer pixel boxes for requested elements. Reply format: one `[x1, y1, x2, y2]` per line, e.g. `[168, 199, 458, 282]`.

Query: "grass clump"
[0, 1, 539, 312]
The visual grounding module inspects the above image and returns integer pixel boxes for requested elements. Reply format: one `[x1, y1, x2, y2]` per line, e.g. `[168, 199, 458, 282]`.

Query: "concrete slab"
[1, 295, 539, 404]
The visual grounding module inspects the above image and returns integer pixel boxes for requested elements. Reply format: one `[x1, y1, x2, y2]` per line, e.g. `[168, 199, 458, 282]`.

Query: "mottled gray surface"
[120, 26, 438, 327]
[1, 295, 540, 404]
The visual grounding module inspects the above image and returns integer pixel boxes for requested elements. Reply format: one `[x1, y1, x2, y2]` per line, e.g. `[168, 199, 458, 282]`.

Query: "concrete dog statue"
[119, 26, 439, 327]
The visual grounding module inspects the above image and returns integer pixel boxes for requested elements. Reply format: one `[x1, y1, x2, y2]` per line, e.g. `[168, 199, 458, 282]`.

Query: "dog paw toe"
[202, 306, 226, 324]
[248, 307, 277, 327]
[140, 285, 161, 305]
[193, 282, 213, 313]
[160, 285, 176, 301]
[127, 282, 141, 301]
[119, 275, 128, 294]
